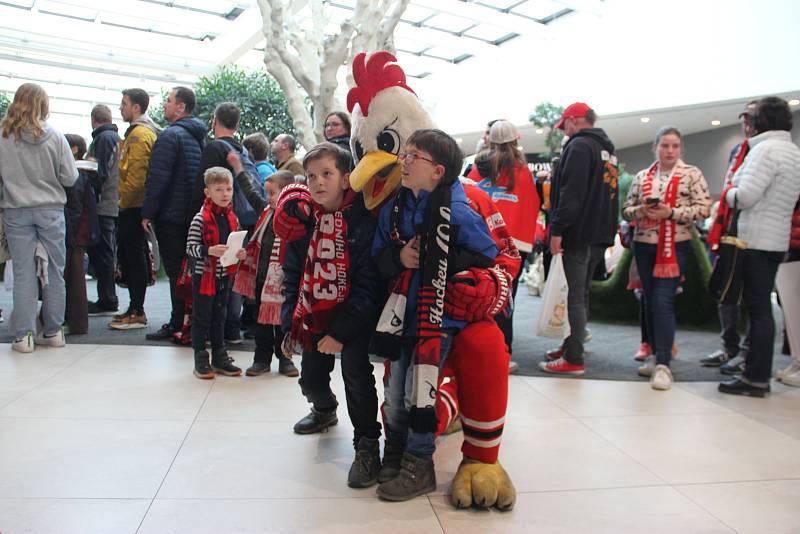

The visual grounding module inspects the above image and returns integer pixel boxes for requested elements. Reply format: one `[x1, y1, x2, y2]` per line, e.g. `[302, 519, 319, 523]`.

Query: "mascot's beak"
[349, 150, 402, 210]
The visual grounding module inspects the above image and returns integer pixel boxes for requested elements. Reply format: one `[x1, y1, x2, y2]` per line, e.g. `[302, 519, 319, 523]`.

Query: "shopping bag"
[535, 254, 570, 338]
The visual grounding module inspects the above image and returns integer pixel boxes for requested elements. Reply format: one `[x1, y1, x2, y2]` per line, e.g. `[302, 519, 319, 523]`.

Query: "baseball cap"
[555, 102, 592, 130]
[489, 119, 518, 144]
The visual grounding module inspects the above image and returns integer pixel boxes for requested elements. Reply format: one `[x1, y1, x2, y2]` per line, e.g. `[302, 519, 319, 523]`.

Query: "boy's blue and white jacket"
[372, 179, 497, 335]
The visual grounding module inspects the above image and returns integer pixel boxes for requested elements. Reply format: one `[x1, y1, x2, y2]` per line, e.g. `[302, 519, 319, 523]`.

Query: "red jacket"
[467, 161, 540, 253]
[461, 182, 521, 279]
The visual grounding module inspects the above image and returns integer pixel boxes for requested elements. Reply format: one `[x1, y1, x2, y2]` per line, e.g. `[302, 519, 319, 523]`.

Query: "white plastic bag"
[535, 254, 570, 338]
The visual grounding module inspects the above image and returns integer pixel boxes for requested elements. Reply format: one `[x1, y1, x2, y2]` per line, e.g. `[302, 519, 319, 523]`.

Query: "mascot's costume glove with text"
[346, 50, 516, 511]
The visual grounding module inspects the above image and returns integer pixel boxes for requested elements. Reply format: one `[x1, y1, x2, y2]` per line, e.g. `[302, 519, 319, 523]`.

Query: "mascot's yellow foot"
[451, 458, 516, 511]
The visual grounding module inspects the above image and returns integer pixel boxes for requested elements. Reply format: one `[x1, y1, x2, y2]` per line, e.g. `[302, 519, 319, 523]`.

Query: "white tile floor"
[1, 343, 799, 534]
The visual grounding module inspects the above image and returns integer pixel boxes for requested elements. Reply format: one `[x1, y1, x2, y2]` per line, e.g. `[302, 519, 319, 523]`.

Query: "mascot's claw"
[451, 458, 516, 511]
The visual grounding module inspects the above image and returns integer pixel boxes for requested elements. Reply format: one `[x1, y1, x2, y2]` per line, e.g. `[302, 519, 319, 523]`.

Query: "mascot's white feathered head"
[347, 51, 436, 210]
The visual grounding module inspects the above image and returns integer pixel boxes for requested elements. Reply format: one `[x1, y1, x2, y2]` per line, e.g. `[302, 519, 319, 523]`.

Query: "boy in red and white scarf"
[226, 152, 299, 379]
[277, 142, 384, 490]
[186, 167, 246, 379]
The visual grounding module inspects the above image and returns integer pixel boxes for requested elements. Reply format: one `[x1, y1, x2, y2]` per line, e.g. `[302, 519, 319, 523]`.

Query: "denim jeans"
[740, 249, 783, 384]
[298, 333, 381, 446]
[383, 333, 454, 460]
[190, 274, 231, 354]
[87, 215, 118, 307]
[561, 245, 606, 364]
[4, 208, 67, 338]
[718, 302, 750, 357]
[634, 240, 690, 366]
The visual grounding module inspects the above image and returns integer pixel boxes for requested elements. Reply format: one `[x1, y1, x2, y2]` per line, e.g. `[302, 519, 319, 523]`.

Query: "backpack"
[217, 139, 264, 227]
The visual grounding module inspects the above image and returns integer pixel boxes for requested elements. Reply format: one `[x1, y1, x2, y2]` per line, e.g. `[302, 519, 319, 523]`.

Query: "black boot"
[212, 349, 242, 377]
[719, 377, 770, 397]
[378, 439, 405, 483]
[293, 407, 338, 434]
[347, 437, 381, 488]
[376, 451, 436, 502]
[193, 350, 215, 380]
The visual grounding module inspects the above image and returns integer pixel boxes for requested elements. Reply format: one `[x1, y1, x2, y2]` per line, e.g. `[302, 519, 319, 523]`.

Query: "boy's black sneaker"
[293, 408, 338, 434]
[347, 437, 381, 488]
[378, 439, 405, 483]
[193, 350, 215, 380]
[376, 452, 436, 502]
[246, 361, 271, 376]
[146, 323, 176, 341]
[88, 301, 119, 316]
[211, 350, 243, 377]
[279, 360, 299, 377]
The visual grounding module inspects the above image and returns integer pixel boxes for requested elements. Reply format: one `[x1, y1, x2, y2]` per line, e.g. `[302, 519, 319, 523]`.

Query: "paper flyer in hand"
[220, 230, 247, 267]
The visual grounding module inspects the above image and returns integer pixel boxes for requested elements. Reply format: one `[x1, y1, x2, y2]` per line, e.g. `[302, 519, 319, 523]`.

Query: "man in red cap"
[540, 103, 619, 375]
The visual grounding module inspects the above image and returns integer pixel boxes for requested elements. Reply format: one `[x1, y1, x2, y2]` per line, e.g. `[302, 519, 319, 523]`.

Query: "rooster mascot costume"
[346, 51, 517, 510]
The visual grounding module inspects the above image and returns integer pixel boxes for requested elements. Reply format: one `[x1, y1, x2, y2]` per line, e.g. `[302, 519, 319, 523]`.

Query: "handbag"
[708, 196, 746, 304]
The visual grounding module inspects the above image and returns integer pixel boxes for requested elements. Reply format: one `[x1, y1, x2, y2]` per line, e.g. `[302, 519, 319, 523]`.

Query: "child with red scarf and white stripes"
[623, 126, 711, 391]
[186, 166, 247, 379]
[277, 142, 384, 490]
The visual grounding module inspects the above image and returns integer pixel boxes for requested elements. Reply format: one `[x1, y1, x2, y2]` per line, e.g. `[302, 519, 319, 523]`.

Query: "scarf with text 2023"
[381, 185, 452, 433]
[290, 192, 354, 351]
[641, 162, 680, 278]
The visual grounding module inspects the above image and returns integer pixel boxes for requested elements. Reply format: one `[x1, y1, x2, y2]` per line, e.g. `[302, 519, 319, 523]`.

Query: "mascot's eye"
[354, 140, 364, 163]
[377, 129, 401, 155]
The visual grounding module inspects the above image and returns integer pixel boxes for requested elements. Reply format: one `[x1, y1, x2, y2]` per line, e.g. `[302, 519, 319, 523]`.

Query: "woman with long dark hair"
[467, 119, 539, 360]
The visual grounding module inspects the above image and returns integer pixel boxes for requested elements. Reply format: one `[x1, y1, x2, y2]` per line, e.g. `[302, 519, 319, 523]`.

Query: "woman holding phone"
[623, 126, 711, 390]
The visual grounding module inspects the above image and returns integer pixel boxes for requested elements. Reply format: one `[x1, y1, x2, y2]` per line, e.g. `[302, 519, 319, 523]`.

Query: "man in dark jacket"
[141, 86, 206, 340]
[540, 102, 618, 376]
[86, 104, 121, 316]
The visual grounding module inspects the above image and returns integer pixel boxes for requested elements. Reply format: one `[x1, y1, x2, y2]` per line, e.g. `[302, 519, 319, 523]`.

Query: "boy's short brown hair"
[406, 129, 463, 185]
[243, 132, 270, 161]
[266, 170, 295, 189]
[302, 142, 352, 174]
[204, 166, 233, 187]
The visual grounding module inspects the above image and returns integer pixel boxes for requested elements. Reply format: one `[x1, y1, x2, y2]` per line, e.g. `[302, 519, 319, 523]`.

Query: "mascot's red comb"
[346, 51, 416, 117]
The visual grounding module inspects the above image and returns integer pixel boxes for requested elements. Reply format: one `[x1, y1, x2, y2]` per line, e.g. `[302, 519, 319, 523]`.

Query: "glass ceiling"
[0, 0, 577, 136]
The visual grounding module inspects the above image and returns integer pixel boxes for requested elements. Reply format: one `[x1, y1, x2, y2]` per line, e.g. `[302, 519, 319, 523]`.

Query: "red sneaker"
[634, 342, 651, 361]
[545, 346, 565, 361]
[539, 357, 585, 376]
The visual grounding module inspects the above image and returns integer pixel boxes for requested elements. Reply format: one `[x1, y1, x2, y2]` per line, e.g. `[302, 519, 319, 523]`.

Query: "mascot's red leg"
[449, 320, 509, 464]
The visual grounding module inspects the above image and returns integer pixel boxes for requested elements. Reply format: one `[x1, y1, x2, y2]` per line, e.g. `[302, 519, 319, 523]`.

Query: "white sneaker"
[35, 328, 66, 348]
[638, 357, 654, 378]
[12, 331, 34, 353]
[782, 368, 800, 388]
[775, 360, 800, 381]
[651, 364, 673, 390]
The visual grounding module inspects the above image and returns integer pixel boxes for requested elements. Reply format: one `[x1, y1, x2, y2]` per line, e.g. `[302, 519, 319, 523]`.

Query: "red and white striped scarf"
[641, 162, 681, 278]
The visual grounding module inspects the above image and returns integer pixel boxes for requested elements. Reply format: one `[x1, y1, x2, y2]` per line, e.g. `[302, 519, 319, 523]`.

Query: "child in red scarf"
[227, 151, 299, 378]
[278, 143, 383, 490]
[186, 167, 246, 379]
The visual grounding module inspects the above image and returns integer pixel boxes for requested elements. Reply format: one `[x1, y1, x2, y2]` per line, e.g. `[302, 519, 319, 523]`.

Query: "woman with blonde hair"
[467, 119, 539, 360]
[0, 83, 78, 352]
[623, 126, 711, 390]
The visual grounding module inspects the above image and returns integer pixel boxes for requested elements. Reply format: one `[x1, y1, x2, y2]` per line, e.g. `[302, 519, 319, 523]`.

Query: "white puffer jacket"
[726, 130, 800, 252]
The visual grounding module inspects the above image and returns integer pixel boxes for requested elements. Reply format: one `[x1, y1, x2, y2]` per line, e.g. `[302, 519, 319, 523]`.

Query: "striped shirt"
[185, 209, 234, 277]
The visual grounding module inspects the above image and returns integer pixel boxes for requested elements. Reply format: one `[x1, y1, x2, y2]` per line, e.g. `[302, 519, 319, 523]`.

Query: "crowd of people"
[1, 80, 799, 501]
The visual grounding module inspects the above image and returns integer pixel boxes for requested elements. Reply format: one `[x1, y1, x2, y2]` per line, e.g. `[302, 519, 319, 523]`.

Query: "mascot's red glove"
[273, 183, 313, 242]
[445, 265, 512, 322]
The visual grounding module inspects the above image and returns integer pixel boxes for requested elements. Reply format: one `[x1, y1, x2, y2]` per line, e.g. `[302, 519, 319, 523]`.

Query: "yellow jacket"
[119, 117, 160, 209]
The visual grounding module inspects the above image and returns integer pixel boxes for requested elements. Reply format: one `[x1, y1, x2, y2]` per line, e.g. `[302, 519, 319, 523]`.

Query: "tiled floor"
[1, 343, 799, 533]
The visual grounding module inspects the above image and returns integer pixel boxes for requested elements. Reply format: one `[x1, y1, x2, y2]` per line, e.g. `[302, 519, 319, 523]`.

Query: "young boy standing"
[186, 166, 246, 379]
[371, 129, 498, 501]
[226, 150, 299, 378]
[279, 142, 383, 488]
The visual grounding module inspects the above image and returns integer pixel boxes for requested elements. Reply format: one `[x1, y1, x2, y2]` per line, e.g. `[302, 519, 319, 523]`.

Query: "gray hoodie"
[0, 123, 78, 209]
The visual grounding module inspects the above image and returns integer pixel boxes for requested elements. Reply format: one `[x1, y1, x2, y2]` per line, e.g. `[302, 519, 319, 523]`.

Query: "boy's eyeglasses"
[397, 152, 436, 165]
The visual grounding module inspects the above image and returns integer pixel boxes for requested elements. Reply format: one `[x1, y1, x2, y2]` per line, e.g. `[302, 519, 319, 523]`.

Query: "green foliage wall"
[0, 92, 10, 119]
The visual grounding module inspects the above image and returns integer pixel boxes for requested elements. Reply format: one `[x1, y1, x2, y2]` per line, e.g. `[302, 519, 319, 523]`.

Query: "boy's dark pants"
[254, 323, 292, 365]
[191, 273, 230, 353]
[299, 333, 381, 444]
